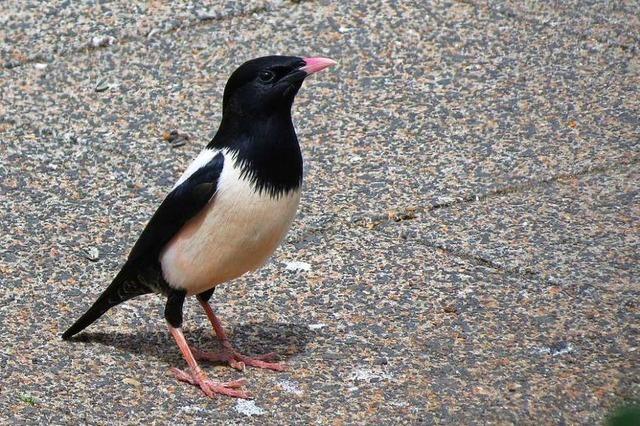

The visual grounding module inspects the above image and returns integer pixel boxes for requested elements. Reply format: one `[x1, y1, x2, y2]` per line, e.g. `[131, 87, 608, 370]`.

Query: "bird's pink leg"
[168, 324, 251, 398]
[192, 299, 286, 372]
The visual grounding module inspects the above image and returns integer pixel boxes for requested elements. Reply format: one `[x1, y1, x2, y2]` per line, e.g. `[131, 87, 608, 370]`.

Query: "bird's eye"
[258, 70, 276, 83]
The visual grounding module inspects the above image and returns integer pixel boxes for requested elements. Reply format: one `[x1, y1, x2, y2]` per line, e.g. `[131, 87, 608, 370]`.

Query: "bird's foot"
[191, 345, 286, 372]
[170, 367, 251, 399]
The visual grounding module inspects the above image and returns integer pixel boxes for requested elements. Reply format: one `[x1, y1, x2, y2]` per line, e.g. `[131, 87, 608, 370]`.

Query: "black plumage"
[210, 56, 306, 197]
[62, 152, 225, 339]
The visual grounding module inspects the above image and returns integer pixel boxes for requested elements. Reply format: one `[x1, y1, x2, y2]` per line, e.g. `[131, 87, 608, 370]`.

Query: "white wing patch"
[172, 148, 220, 190]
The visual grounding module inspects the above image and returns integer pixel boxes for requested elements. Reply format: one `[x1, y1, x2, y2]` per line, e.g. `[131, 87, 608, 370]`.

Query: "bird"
[62, 55, 336, 399]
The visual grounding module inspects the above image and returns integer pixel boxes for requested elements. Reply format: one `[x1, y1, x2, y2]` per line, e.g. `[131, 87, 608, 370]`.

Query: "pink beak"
[301, 57, 337, 75]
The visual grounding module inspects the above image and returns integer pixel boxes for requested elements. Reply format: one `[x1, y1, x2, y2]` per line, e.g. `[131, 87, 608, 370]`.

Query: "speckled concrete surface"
[379, 164, 640, 287]
[0, 0, 284, 68]
[471, 0, 640, 48]
[1, 0, 638, 424]
[3, 0, 638, 215]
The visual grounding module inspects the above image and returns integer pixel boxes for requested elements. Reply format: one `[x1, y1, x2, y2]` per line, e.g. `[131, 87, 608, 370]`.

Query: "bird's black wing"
[62, 151, 225, 339]
[127, 151, 225, 263]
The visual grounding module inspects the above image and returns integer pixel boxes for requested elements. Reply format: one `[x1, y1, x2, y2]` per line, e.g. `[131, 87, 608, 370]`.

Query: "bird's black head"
[222, 55, 336, 118]
[211, 55, 335, 196]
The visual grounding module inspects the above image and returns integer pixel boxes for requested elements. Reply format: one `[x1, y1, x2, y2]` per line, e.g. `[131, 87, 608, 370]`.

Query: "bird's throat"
[209, 113, 303, 198]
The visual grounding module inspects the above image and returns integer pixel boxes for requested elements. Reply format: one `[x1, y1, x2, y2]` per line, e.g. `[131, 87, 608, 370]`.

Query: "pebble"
[308, 323, 327, 330]
[90, 36, 115, 48]
[443, 304, 458, 314]
[83, 246, 100, 262]
[196, 9, 220, 21]
[536, 341, 574, 357]
[507, 382, 522, 392]
[62, 132, 78, 144]
[162, 130, 190, 148]
[122, 377, 141, 387]
[95, 79, 110, 93]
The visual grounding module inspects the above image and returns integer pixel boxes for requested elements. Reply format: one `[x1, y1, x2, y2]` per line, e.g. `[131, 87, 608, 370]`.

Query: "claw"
[196, 300, 287, 372]
[170, 368, 251, 399]
[192, 346, 286, 371]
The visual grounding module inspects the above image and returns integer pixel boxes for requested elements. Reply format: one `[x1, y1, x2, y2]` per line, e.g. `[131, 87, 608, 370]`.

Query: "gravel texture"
[0, 0, 284, 68]
[1, 0, 638, 423]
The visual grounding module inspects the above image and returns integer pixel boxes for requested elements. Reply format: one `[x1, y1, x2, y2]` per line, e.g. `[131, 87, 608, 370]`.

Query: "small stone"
[162, 130, 189, 148]
[308, 323, 327, 330]
[196, 9, 219, 21]
[496, 358, 510, 366]
[62, 132, 77, 144]
[95, 79, 110, 93]
[34, 63, 48, 70]
[443, 304, 458, 314]
[549, 341, 573, 356]
[147, 28, 160, 39]
[91, 35, 115, 48]
[388, 209, 417, 222]
[507, 382, 521, 392]
[374, 357, 388, 365]
[84, 246, 100, 262]
[123, 377, 141, 387]
[427, 400, 441, 411]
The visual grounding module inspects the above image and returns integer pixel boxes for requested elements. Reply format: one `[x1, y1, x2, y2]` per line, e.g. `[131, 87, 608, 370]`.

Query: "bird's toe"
[170, 366, 250, 398]
[192, 345, 286, 371]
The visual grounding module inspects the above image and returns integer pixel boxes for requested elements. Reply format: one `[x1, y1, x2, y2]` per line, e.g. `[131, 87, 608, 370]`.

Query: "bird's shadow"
[72, 322, 313, 365]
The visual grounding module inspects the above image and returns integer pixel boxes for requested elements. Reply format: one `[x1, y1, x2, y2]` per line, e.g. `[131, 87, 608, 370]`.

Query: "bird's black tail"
[62, 267, 151, 340]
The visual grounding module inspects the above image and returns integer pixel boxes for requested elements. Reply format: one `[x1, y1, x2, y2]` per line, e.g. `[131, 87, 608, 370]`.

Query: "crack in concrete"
[351, 157, 639, 232]
[409, 238, 560, 286]
[428, 157, 640, 212]
[350, 157, 638, 284]
[357, 218, 559, 285]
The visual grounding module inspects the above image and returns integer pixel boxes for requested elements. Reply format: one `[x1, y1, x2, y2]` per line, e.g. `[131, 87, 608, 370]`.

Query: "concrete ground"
[1, 0, 638, 423]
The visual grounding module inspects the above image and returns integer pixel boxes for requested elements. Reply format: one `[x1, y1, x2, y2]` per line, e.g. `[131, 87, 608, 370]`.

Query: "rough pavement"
[1, 0, 638, 424]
